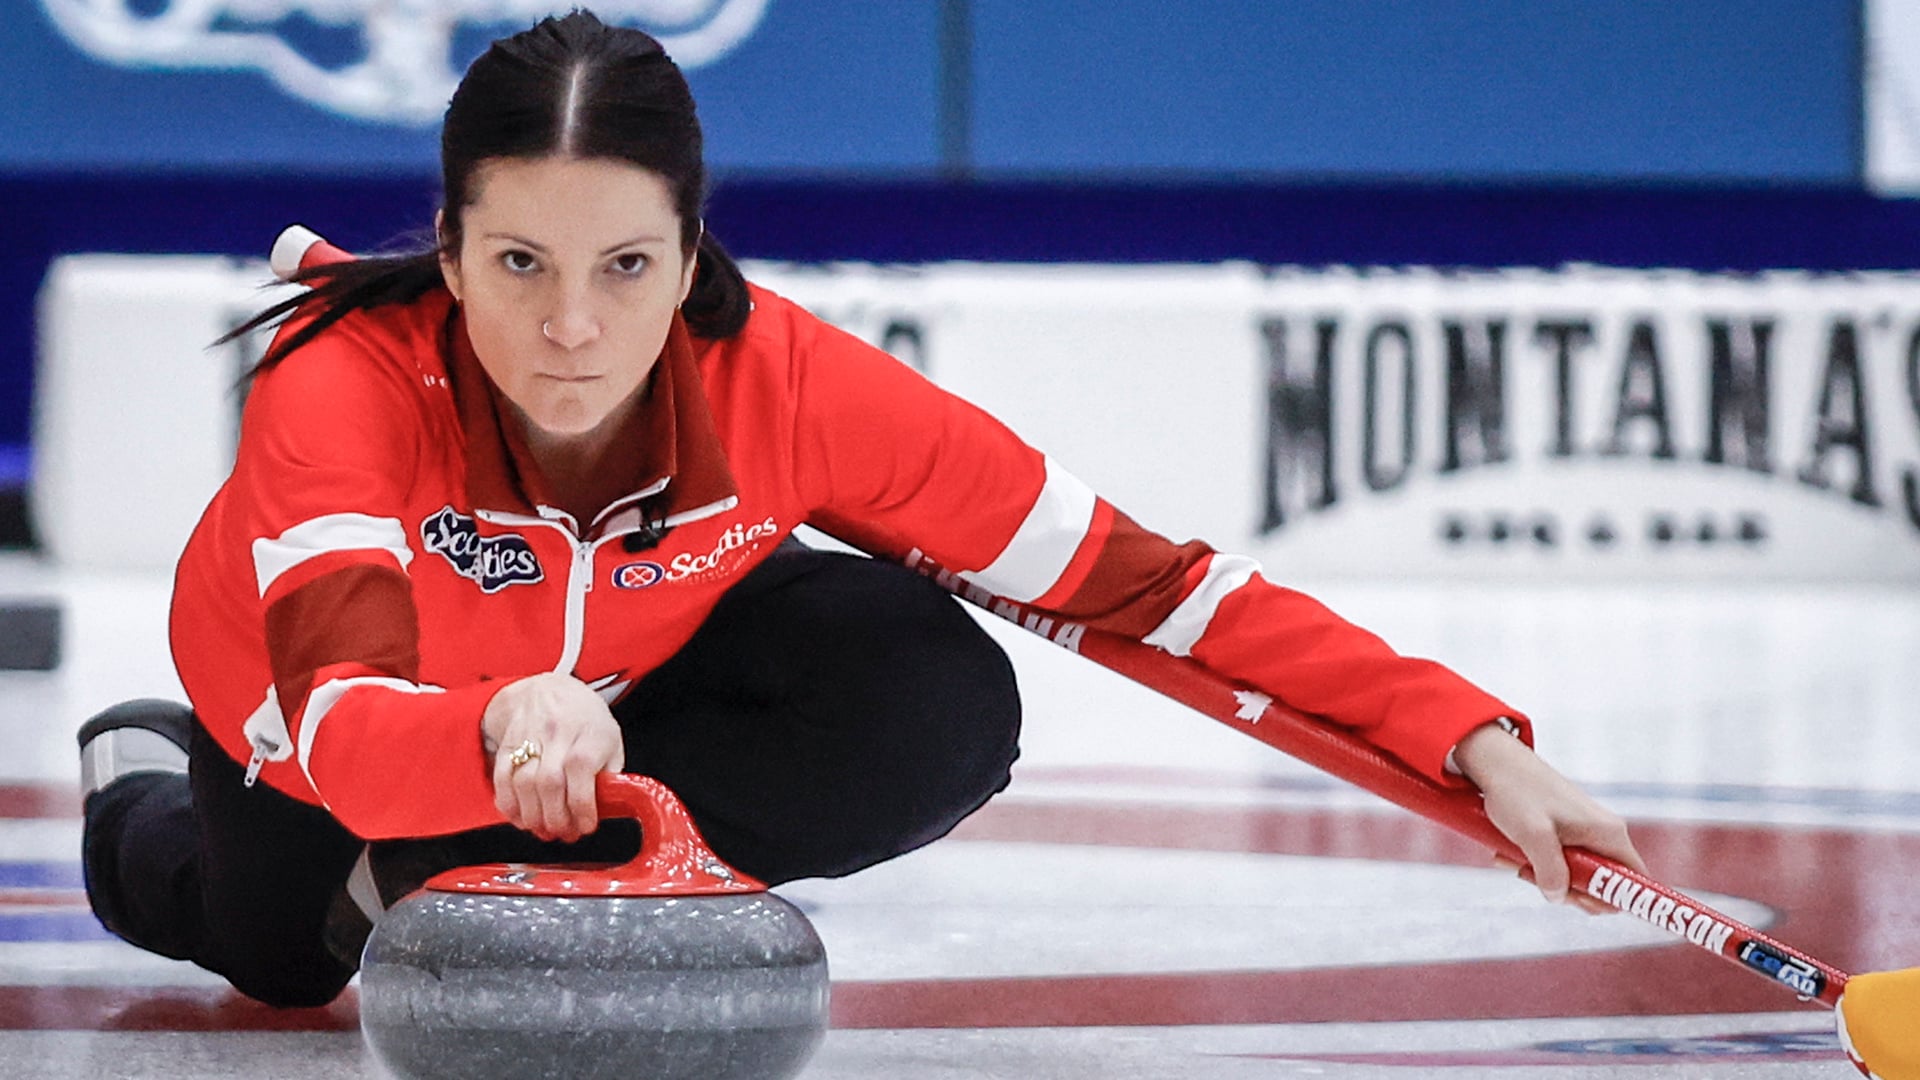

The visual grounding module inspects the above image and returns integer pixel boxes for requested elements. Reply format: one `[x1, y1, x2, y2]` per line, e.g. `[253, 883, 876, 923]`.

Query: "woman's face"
[440, 156, 696, 445]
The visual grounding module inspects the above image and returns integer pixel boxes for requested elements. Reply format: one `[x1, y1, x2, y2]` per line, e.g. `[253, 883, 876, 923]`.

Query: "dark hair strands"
[227, 8, 750, 377]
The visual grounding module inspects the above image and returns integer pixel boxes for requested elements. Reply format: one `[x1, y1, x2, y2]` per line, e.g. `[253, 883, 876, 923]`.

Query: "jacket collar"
[445, 308, 738, 533]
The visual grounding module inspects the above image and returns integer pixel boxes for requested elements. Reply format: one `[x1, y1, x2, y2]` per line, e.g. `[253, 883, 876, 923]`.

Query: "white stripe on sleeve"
[1142, 554, 1262, 657]
[296, 676, 446, 791]
[270, 225, 324, 280]
[252, 513, 414, 597]
[967, 457, 1097, 603]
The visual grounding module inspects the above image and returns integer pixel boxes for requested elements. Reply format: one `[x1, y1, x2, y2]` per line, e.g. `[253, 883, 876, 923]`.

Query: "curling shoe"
[77, 699, 193, 803]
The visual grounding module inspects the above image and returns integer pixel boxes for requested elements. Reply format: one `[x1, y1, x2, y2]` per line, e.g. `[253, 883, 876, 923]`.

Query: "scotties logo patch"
[420, 506, 544, 593]
[611, 561, 667, 590]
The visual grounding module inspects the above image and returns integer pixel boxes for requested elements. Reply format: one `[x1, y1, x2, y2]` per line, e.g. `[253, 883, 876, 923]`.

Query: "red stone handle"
[425, 773, 766, 897]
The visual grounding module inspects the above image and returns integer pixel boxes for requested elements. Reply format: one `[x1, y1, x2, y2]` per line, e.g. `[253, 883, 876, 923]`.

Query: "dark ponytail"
[223, 252, 444, 371]
[230, 10, 752, 374]
[685, 230, 749, 339]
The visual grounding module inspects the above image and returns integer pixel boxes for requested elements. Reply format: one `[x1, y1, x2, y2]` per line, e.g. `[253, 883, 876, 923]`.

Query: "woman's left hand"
[1451, 722, 1648, 915]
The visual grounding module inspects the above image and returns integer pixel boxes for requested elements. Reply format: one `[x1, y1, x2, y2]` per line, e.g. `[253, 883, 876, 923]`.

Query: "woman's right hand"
[1452, 721, 1646, 913]
[481, 672, 626, 842]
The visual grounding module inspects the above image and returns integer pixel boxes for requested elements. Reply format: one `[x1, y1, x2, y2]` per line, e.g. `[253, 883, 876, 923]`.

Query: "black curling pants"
[80, 545, 1023, 1008]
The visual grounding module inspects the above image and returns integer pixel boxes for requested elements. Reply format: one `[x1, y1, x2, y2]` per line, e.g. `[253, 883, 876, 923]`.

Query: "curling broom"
[903, 548, 1920, 1079]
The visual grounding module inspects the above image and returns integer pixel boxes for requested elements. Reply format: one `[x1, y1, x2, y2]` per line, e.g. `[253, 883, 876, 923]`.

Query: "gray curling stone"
[359, 774, 829, 1080]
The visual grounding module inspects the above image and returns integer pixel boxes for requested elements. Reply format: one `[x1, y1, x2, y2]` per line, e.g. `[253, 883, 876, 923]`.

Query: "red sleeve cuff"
[306, 678, 513, 839]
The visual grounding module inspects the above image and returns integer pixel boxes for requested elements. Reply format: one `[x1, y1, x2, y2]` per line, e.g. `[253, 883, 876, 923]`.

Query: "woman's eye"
[501, 251, 537, 273]
[611, 253, 648, 276]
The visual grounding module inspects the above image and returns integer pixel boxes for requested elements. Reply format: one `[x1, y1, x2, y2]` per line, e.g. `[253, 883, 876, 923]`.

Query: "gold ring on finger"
[508, 738, 542, 769]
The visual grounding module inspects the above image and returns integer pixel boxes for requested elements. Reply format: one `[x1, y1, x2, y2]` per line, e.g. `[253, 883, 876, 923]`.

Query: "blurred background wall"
[8, 0, 1920, 571]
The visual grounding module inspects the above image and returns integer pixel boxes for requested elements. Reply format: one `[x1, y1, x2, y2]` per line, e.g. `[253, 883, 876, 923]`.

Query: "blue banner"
[7, 1, 941, 173]
[970, 0, 1859, 183]
[6, 1, 1859, 181]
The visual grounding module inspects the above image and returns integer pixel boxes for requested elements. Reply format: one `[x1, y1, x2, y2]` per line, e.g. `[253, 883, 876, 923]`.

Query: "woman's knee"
[678, 551, 1023, 731]
[771, 570, 1024, 873]
[626, 552, 1025, 882]
[810, 566, 1021, 775]
[805, 556, 1019, 696]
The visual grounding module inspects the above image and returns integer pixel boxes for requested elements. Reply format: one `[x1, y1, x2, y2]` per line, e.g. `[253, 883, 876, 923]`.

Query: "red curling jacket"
[168, 229, 1528, 840]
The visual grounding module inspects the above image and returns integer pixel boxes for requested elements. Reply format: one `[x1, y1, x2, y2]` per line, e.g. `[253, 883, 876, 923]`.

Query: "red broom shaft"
[1077, 619, 1852, 1007]
[908, 550, 1853, 1009]
[1559, 849, 1849, 1007]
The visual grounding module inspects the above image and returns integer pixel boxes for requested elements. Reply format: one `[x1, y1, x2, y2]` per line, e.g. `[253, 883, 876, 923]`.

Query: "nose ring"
[541, 321, 555, 342]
